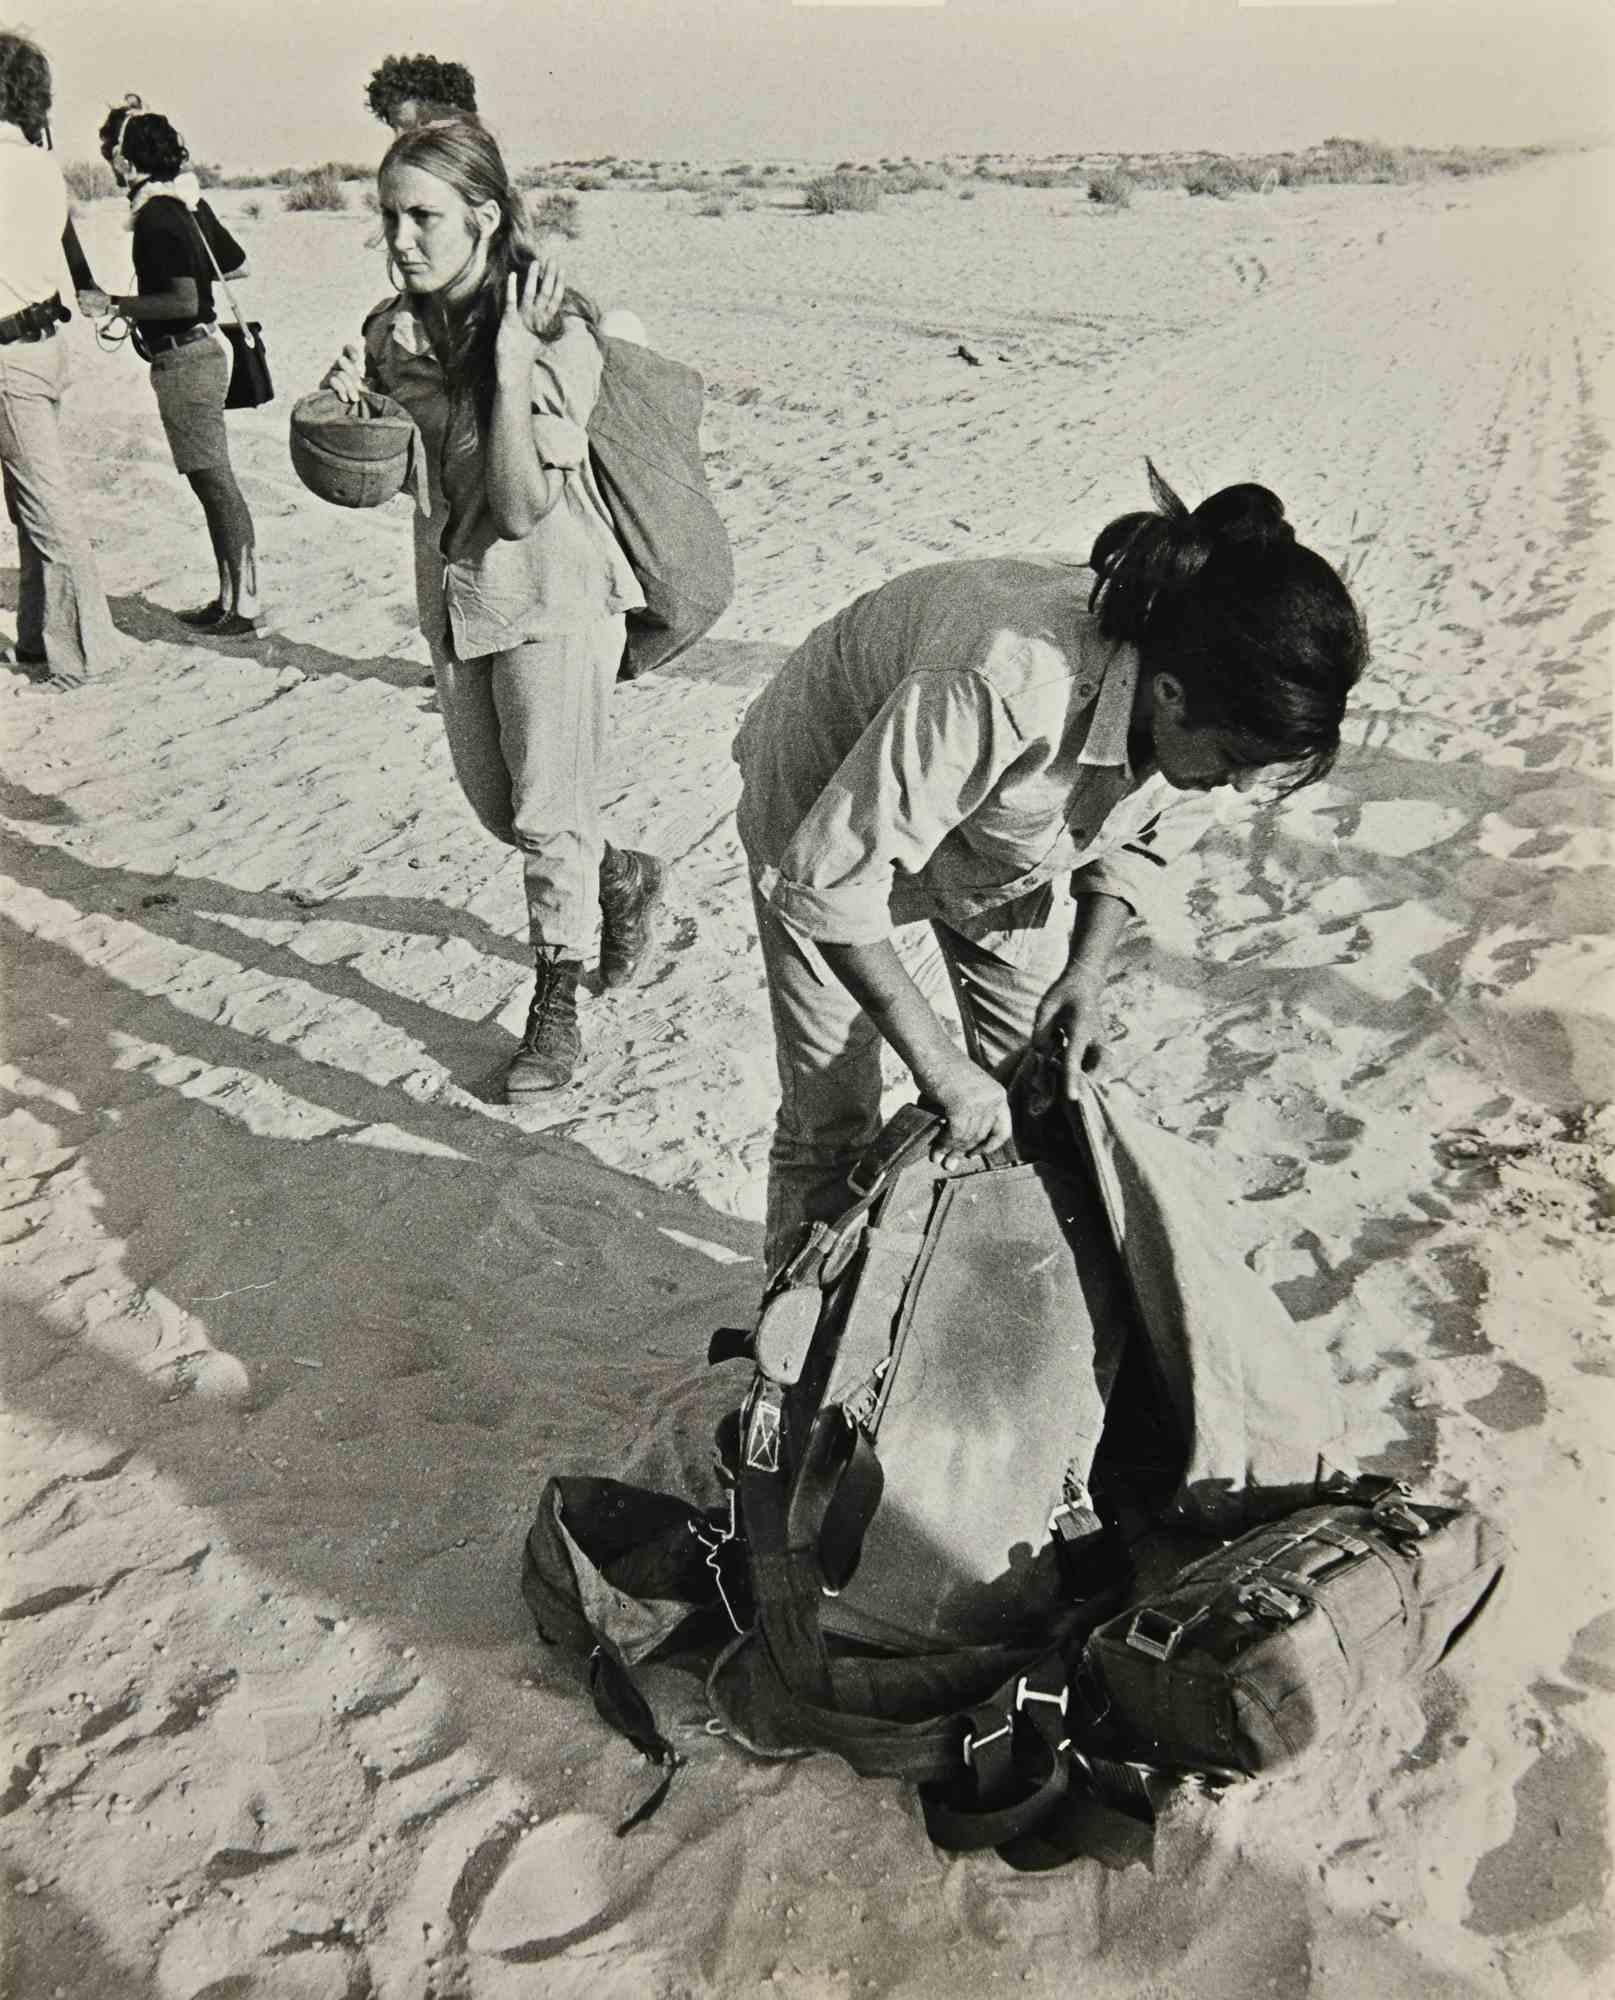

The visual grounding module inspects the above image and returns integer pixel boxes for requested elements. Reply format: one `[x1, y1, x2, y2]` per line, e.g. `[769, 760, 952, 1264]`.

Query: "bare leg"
[185, 466, 259, 621]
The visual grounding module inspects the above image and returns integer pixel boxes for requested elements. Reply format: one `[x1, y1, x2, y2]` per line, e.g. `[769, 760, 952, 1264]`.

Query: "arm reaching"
[820, 937, 1013, 1168]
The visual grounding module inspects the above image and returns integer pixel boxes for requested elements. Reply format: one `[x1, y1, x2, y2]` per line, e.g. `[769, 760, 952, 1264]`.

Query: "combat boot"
[597, 844, 667, 990]
[505, 947, 583, 1097]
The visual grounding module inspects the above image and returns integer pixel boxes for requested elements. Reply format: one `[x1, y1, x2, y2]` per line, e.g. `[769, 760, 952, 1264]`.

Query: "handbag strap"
[186, 207, 249, 333]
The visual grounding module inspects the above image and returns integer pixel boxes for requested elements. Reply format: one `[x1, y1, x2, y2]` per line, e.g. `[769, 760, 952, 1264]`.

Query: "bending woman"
[100, 110, 259, 633]
[735, 466, 1369, 1273]
[321, 119, 665, 1099]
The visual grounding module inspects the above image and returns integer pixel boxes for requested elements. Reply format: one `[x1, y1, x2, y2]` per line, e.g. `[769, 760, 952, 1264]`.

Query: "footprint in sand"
[465, 1811, 624, 1957]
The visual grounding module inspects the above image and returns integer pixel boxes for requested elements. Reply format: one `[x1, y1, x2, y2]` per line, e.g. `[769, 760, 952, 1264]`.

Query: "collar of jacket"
[127, 173, 203, 225]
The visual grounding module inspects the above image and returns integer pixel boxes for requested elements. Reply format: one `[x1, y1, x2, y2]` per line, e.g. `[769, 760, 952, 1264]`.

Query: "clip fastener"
[1239, 1581, 1308, 1626]
[961, 1719, 1011, 1767]
[1374, 1499, 1430, 1542]
[1015, 1675, 1069, 1716]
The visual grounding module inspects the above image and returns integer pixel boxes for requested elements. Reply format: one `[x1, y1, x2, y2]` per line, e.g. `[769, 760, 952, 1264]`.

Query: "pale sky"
[43, 0, 1614, 175]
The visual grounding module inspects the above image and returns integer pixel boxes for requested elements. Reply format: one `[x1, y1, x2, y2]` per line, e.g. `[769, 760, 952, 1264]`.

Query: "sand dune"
[2, 152, 1612, 1997]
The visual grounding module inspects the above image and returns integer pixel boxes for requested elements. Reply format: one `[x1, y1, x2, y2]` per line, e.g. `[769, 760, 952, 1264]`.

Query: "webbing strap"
[737, 1381, 836, 1703]
[920, 1735, 1069, 1852]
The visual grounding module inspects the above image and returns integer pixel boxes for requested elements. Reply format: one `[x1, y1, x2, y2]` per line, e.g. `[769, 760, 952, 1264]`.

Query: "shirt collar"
[1078, 641, 1141, 775]
[386, 304, 434, 358]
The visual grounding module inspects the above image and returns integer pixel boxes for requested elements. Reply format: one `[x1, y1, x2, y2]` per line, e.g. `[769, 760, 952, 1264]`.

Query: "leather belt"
[143, 323, 216, 357]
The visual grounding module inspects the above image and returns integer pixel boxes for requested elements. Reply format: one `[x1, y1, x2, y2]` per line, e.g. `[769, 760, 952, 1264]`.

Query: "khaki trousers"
[431, 618, 626, 955]
[0, 335, 117, 678]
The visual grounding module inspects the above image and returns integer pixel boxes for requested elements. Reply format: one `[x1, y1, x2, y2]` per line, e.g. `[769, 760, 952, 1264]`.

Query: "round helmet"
[288, 388, 422, 509]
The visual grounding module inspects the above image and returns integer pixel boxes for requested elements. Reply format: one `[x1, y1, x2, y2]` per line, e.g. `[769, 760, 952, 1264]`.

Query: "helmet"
[288, 388, 424, 509]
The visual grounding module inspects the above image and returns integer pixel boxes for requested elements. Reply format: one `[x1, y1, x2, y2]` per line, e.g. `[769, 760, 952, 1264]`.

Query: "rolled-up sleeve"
[769, 671, 1026, 945]
[1073, 791, 1221, 923]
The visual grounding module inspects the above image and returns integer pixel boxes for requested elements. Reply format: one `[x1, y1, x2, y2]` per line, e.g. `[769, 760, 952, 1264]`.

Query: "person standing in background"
[365, 53, 480, 135]
[320, 120, 667, 1099]
[91, 110, 260, 634]
[0, 28, 119, 687]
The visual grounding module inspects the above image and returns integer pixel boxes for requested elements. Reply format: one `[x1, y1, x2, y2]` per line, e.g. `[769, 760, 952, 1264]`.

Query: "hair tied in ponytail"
[1191, 481, 1295, 554]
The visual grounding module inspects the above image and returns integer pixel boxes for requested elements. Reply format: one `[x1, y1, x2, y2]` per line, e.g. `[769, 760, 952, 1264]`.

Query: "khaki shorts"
[150, 334, 230, 474]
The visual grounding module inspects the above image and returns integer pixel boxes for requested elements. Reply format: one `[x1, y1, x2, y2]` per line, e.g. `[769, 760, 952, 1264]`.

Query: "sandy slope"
[1, 153, 1611, 1997]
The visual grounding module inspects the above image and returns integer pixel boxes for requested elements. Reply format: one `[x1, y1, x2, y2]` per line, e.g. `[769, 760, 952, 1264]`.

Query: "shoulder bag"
[189, 209, 273, 410]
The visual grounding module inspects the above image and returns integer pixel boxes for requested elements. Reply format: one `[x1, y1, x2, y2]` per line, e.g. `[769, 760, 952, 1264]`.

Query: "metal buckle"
[961, 1719, 1011, 1767]
[1015, 1675, 1069, 1716]
[1374, 1498, 1430, 1542]
[1126, 1607, 1191, 1661]
[1238, 1581, 1308, 1625]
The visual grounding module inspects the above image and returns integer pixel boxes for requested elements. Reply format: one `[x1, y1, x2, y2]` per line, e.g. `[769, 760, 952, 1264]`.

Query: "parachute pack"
[523, 1076, 1506, 1851]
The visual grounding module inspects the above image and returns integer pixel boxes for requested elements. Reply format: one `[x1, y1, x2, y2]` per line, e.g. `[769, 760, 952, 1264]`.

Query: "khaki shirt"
[735, 557, 1221, 945]
[363, 301, 643, 659]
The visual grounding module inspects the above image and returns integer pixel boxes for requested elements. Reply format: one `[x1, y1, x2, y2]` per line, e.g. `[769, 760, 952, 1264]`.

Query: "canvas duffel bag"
[588, 333, 734, 680]
[1083, 1487, 1508, 1779]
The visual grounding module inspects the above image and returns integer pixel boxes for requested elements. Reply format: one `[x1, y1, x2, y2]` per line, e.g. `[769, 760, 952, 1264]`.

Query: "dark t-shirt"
[130, 196, 244, 331]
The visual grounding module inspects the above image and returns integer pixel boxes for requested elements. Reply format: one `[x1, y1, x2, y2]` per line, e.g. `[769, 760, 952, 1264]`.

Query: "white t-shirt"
[0, 122, 68, 313]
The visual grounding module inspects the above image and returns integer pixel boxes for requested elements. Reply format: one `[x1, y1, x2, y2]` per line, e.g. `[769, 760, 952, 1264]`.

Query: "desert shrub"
[362, 186, 381, 214]
[884, 166, 947, 195]
[958, 187, 976, 202]
[804, 172, 881, 214]
[1087, 167, 1135, 208]
[531, 190, 581, 239]
[62, 158, 117, 202]
[242, 198, 262, 221]
[1182, 159, 1240, 199]
[695, 192, 730, 218]
[1316, 137, 1404, 182]
[283, 165, 348, 212]
[1002, 166, 1082, 189]
[568, 172, 607, 192]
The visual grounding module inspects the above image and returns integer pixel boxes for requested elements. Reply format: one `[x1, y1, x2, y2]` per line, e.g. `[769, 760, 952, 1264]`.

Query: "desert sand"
[2, 150, 1612, 1997]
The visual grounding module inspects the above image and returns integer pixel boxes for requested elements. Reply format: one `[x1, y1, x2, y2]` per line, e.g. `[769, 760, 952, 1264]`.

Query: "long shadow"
[108, 590, 788, 696]
[110, 590, 432, 691]
[1, 897, 760, 1983]
[1, 822, 537, 1103]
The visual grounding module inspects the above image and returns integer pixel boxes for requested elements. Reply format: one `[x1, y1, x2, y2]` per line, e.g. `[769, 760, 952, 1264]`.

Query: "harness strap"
[787, 1406, 884, 1594]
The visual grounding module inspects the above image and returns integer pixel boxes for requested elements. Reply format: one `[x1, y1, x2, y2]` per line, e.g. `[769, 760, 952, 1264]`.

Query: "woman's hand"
[926, 1052, 1014, 1170]
[494, 261, 563, 379]
[1031, 968, 1107, 1099]
[322, 341, 366, 406]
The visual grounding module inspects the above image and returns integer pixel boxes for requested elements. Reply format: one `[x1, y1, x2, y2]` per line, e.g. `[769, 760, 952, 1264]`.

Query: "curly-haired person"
[365, 53, 478, 134]
[92, 109, 260, 633]
[0, 27, 118, 686]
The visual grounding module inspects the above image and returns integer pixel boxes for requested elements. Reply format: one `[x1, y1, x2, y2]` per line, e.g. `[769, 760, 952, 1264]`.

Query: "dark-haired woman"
[97, 91, 142, 179]
[320, 119, 663, 1099]
[99, 110, 260, 633]
[736, 467, 1369, 1273]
